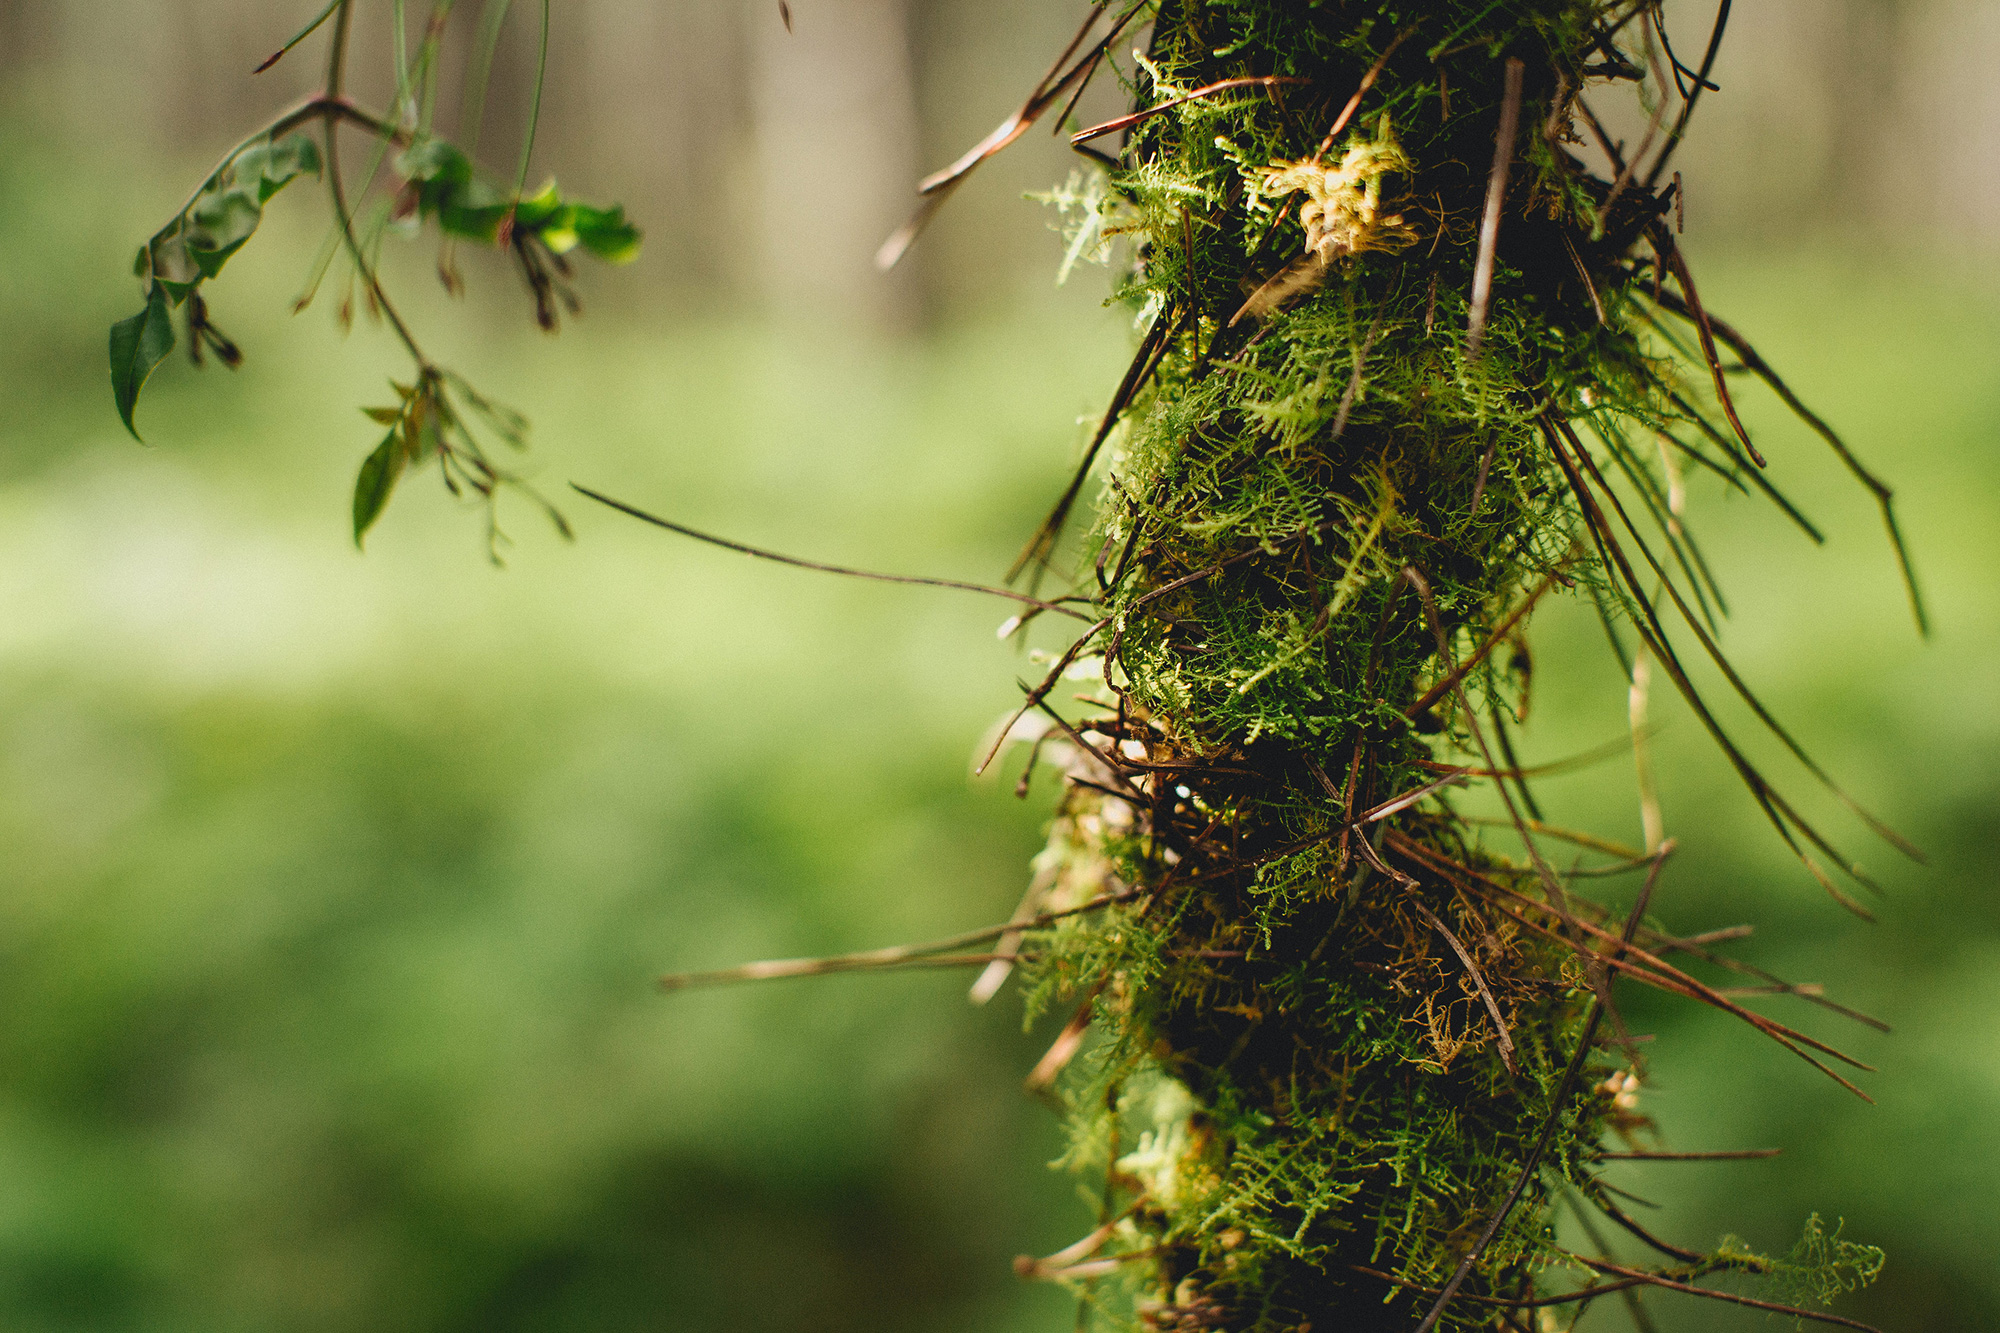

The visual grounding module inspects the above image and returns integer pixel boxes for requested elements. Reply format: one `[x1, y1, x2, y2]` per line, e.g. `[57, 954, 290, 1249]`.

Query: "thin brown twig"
[1651, 934, 1889, 1032]
[877, 0, 1147, 269]
[1647, 289, 1927, 634]
[1596, 31, 1674, 231]
[1541, 419, 1895, 913]
[1026, 978, 1108, 1092]
[1349, 1264, 1654, 1310]
[1330, 312, 1387, 442]
[1401, 570, 1561, 722]
[1654, 238, 1763, 465]
[1415, 728, 1647, 784]
[1410, 846, 1669, 1333]
[1357, 770, 1470, 824]
[1408, 897, 1517, 1073]
[1010, 307, 1182, 585]
[1596, 1148, 1779, 1161]
[1396, 832, 1878, 1096]
[1571, 1254, 1882, 1332]
[1014, 1198, 1150, 1278]
[322, 1, 429, 368]
[662, 952, 1009, 990]
[1585, 1185, 1704, 1264]
[976, 621, 1113, 776]
[1552, 416, 1920, 866]
[1460, 815, 1644, 861]
[1404, 566, 1573, 921]
[1465, 58, 1524, 359]
[572, 485, 1096, 623]
[1071, 76, 1306, 145]
[1314, 27, 1418, 159]
[657, 885, 1145, 991]
[1642, 0, 1733, 190]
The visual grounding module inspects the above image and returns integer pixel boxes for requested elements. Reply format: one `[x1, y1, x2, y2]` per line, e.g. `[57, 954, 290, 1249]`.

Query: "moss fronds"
[999, 2, 1905, 1328]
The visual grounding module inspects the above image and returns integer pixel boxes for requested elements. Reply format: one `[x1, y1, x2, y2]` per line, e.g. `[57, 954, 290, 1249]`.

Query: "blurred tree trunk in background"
[747, 0, 921, 332]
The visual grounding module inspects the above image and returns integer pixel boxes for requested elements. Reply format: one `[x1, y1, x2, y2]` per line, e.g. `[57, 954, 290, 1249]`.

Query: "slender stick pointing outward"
[1596, 1148, 1780, 1161]
[1070, 76, 1305, 146]
[1466, 58, 1525, 359]
[657, 887, 1147, 991]
[572, 483, 1097, 623]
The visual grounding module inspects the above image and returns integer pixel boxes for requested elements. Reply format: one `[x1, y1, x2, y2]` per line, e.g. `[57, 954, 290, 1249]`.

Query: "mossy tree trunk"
[1002, 3, 1896, 1329]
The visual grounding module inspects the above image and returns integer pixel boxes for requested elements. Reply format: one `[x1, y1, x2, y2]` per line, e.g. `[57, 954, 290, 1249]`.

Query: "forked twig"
[876, 0, 1148, 269]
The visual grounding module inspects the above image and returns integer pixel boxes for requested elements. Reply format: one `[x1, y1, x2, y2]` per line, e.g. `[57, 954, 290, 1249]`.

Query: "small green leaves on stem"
[395, 139, 641, 259]
[352, 370, 567, 556]
[110, 10, 628, 555]
[394, 138, 640, 329]
[141, 133, 323, 302]
[109, 130, 323, 437]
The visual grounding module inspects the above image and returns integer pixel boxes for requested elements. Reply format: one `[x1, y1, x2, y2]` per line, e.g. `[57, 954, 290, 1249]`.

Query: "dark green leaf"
[109, 286, 176, 440]
[509, 181, 565, 229]
[571, 204, 642, 264]
[352, 432, 406, 547]
[396, 139, 476, 186]
[438, 195, 512, 245]
[532, 201, 641, 263]
[395, 138, 640, 259]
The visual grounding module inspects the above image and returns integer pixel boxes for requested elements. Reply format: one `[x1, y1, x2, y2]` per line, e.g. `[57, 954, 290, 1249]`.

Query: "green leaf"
[509, 180, 565, 229]
[141, 132, 322, 299]
[109, 286, 176, 440]
[534, 201, 640, 263]
[395, 137, 640, 259]
[352, 432, 406, 547]
[570, 204, 642, 264]
[396, 138, 476, 186]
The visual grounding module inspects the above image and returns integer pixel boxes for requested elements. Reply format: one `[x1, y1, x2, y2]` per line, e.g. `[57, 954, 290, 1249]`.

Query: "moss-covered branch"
[992, 3, 1904, 1328]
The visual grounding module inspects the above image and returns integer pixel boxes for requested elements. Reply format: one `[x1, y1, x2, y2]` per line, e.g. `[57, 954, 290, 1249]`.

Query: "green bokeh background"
[0, 4, 1995, 1330]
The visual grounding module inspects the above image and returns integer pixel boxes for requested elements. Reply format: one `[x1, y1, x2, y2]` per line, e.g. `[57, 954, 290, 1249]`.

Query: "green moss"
[1006, 2, 1896, 1328]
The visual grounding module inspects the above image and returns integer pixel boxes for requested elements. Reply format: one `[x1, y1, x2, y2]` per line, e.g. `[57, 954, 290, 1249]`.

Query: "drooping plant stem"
[985, 3, 1903, 1328]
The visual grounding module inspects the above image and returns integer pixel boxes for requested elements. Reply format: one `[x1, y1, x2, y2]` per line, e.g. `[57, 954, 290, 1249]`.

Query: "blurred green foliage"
[2, 34, 1999, 1333]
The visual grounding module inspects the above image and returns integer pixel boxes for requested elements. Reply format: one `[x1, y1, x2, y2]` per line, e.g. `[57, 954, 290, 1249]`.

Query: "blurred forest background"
[0, 1, 1994, 1329]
